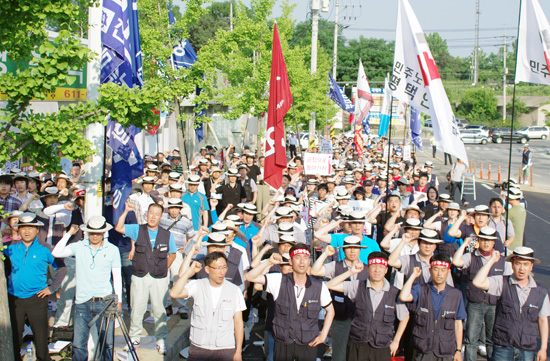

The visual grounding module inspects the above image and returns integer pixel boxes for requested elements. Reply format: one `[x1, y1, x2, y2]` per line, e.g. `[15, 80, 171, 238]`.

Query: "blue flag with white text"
[327, 72, 354, 112]
[102, 0, 144, 223]
[168, 6, 198, 70]
[410, 106, 423, 151]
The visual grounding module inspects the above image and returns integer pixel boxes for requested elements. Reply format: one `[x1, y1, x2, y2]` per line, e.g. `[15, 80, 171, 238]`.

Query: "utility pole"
[332, 0, 339, 78]
[84, 3, 104, 219]
[473, 0, 480, 85]
[503, 27, 507, 122]
[311, 0, 320, 74]
[230, 2, 233, 31]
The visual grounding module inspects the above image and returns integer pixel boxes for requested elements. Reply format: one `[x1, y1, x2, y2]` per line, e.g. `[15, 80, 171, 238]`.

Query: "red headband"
[75, 190, 85, 197]
[290, 248, 310, 259]
[430, 260, 451, 269]
[368, 258, 388, 267]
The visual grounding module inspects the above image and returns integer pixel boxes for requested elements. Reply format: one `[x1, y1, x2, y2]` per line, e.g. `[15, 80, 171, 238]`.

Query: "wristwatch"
[455, 348, 461, 353]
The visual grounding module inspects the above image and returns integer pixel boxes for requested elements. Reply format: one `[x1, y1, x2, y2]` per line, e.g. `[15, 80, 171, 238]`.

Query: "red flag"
[348, 98, 355, 124]
[147, 108, 162, 136]
[264, 24, 292, 189]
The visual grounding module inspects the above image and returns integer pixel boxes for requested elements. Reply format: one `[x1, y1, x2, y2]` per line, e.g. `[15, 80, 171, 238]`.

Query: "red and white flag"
[392, 0, 468, 164]
[515, 0, 550, 85]
[264, 24, 293, 189]
[355, 60, 374, 125]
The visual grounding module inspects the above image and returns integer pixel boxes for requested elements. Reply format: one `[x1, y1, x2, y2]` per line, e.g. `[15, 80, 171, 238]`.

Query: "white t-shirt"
[264, 272, 332, 311]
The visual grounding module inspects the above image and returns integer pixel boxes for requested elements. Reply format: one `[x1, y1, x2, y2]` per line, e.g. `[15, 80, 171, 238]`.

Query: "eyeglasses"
[208, 266, 228, 272]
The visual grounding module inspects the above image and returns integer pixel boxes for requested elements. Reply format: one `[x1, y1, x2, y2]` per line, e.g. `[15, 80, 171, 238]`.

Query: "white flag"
[391, 0, 468, 164]
[355, 60, 374, 124]
[515, 0, 550, 85]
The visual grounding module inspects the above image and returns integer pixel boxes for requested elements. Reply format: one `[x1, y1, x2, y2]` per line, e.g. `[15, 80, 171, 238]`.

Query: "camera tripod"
[89, 294, 140, 361]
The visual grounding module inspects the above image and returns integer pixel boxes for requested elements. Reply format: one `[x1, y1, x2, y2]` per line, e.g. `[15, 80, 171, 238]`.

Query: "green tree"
[0, 0, 165, 171]
[187, 1, 235, 52]
[195, 0, 337, 129]
[337, 36, 394, 83]
[426, 32, 470, 81]
[456, 89, 499, 123]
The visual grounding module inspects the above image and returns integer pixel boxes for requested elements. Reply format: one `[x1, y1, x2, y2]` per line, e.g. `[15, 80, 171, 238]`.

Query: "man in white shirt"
[170, 251, 246, 361]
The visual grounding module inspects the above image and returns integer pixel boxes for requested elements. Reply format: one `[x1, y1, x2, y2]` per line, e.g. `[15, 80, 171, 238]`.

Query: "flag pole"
[385, 98, 394, 211]
[505, 0, 523, 250]
[292, 103, 304, 159]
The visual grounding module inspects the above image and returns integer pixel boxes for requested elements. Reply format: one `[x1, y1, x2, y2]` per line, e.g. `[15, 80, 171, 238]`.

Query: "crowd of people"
[1, 134, 544, 361]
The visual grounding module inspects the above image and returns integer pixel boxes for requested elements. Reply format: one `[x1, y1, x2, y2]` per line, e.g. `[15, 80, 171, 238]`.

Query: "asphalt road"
[418, 137, 550, 289]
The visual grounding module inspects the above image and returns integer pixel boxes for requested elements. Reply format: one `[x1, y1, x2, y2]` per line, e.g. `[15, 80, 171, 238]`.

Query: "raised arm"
[452, 238, 471, 268]
[245, 253, 282, 284]
[388, 233, 413, 269]
[326, 262, 364, 293]
[169, 261, 202, 299]
[422, 210, 444, 230]
[380, 224, 401, 251]
[472, 251, 500, 291]
[315, 219, 343, 245]
[311, 246, 335, 277]
[115, 200, 135, 235]
[250, 244, 272, 269]
[51, 224, 79, 258]
[399, 266, 422, 302]
[447, 210, 467, 238]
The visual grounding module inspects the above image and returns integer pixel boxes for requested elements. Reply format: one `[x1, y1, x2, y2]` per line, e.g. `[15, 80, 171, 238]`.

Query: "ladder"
[461, 173, 476, 201]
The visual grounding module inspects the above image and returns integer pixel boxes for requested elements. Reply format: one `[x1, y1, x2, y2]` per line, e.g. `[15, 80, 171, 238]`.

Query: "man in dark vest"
[400, 254, 466, 361]
[311, 236, 368, 361]
[238, 164, 257, 204]
[115, 201, 177, 354]
[452, 226, 510, 361]
[473, 247, 550, 361]
[246, 243, 335, 361]
[216, 167, 247, 214]
[326, 251, 410, 361]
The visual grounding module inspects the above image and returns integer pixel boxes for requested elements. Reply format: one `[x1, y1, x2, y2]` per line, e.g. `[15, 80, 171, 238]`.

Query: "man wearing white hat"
[507, 189, 527, 250]
[128, 176, 158, 225]
[452, 227, 511, 361]
[311, 237, 369, 361]
[182, 174, 210, 231]
[52, 217, 122, 361]
[473, 247, 550, 361]
[5, 212, 66, 361]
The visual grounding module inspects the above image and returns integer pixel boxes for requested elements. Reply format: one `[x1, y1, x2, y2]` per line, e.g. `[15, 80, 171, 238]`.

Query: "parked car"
[517, 126, 550, 140]
[456, 118, 469, 128]
[460, 129, 489, 144]
[464, 124, 490, 137]
[490, 127, 530, 144]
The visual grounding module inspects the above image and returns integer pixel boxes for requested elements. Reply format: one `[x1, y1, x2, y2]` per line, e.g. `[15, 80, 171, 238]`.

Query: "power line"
[344, 26, 511, 33]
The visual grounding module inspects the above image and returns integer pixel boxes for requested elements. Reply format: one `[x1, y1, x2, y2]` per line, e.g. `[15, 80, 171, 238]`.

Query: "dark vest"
[36, 215, 65, 246]
[241, 178, 253, 202]
[132, 225, 171, 278]
[194, 247, 243, 286]
[411, 284, 462, 357]
[272, 274, 323, 345]
[465, 253, 504, 305]
[407, 254, 427, 287]
[492, 276, 547, 351]
[349, 281, 400, 348]
[437, 219, 458, 259]
[331, 261, 369, 320]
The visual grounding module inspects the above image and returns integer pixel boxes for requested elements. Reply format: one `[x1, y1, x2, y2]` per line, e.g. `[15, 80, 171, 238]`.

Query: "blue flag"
[168, 6, 198, 70]
[362, 114, 371, 135]
[410, 106, 423, 151]
[327, 72, 354, 112]
[102, 0, 144, 223]
[378, 76, 392, 137]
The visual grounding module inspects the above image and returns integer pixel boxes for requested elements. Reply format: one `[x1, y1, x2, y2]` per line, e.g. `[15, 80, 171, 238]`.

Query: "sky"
[176, 0, 550, 58]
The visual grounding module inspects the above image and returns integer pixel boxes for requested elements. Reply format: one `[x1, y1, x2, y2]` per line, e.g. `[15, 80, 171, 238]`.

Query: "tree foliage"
[195, 0, 337, 128]
[456, 89, 499, 124]
[0, 0, 165, 171]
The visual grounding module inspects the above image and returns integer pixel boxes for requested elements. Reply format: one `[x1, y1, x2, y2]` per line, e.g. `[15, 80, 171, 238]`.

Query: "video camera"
[493, 181, 510, 190]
